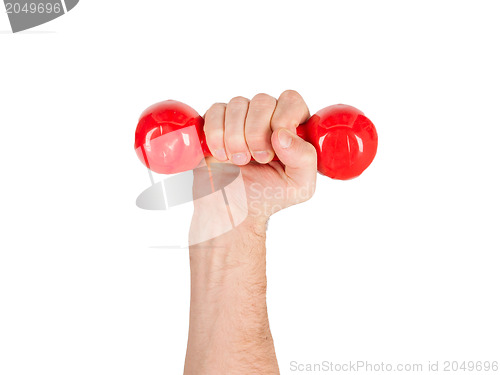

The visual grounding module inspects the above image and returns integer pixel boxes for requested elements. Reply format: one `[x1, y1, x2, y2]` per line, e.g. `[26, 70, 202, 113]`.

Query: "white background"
[1, 1, 499, 374]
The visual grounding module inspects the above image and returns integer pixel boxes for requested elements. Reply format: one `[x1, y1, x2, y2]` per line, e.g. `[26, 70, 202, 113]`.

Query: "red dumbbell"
[134, 100, 378, 180]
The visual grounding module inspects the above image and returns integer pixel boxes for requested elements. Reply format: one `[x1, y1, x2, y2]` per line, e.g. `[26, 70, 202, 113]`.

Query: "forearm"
[184, 219, 279, 375]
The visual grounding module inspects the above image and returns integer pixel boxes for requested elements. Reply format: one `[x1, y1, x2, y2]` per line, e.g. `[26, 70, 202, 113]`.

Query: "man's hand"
[190, 90, 317, 241]
[184, 91, 317, 375]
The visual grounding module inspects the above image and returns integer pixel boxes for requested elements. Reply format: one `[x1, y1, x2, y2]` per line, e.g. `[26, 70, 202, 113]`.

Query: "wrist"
[189, 212, 268, 247]
[189, 217, 268, 283]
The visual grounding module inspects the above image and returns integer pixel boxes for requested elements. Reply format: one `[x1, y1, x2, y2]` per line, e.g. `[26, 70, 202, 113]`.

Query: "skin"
[184, 90, 317, 375]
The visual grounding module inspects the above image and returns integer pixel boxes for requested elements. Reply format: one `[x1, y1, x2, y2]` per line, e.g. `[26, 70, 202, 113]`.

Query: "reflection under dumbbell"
[137, 161, 247, 245]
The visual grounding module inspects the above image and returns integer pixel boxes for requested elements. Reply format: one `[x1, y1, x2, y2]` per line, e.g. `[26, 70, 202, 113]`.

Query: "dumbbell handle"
[135, 100, 378, 180]
[196, 122, 309, 160]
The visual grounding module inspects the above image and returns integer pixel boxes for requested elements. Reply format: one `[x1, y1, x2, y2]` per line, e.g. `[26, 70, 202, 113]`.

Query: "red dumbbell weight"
[135, 100, 378, 180]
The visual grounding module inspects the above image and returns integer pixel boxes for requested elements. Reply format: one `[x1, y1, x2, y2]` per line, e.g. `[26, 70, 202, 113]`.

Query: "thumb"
[271, 128, 317, 189]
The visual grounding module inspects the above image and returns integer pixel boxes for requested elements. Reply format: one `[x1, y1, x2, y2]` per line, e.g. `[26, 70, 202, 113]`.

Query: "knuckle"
[303, 144, 318, 164]
[245, 123, 271, 141]
[244, 130, 261, 140]
[245, 136, 268, 150]
[228, 96, 249, 106]
[207, 102, 226, 113]
[212, 102, 227, 109]
[205, 129, 224, 145]
[205, 103, 226, 119]
[270, 116, 290, 129]
[203, 119, 222, 132]
[224, 133, 246, 148]
[280, 89, 303, 103]
[204, 126, 223, 137]
[251, 93, 276, 108]
[245, 129, 269, 146]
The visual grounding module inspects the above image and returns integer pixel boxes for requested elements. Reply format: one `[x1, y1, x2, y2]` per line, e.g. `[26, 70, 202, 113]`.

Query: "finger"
[271, 128, 317, 190]
[224, 96, 251, 165]
[245, 93, 277, 164]
[203, 103, 228, 161]
[271, 90, 310, 133]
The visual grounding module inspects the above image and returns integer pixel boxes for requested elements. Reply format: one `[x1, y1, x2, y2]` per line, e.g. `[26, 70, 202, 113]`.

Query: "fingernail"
[214, 149, 227, 161]
[253, 151, 271, 163]
[231, 153, 249, 165]
[278, 129, 293, 149]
